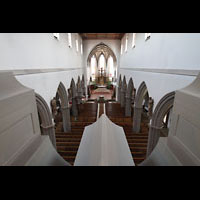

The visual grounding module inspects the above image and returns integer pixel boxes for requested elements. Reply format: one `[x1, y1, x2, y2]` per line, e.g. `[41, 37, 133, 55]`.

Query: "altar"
[96, 68, 109, 86]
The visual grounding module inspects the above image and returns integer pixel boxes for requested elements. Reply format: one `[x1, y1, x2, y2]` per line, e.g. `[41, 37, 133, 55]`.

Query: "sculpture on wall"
[50, 97, 58, 119]
[132, 88, 136, 103]
[68, 88, 72, 103]
[148, 97, 154, 119]
[77, 77, 83, 105]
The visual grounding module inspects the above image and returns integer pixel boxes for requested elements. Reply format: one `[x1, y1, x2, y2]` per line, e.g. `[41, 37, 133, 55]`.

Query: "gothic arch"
[57, 82, 69, 107]
[146, 91, 175, 157]
[87, 43, 117, 65]
[127, 78, 134, 97]
[35, 93, 56, 149]
[57, 82, 71, 132]
[135, 81, 148, 108]
[133, 81, 148, 133]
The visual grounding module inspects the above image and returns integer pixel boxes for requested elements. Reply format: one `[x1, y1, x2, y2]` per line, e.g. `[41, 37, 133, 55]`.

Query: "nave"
[1, 33, 200, 166]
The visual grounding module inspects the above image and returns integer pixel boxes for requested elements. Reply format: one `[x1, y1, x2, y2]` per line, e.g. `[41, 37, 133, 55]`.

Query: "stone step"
[56, 142, 80, 146]
[127, 139, 148, 143]
[56, 138, 82, 142]
[127, 143, 148, 147]
[133, 157, 146, 165]
[62, 156, 76, 163]
[131, 152, 147, 158]
[56, 134, 83, 139]
[58, 150, 77, 157]
[56, 131, 83, 135]
[57, 146, 79, 151]
[129, 146, 147, 152]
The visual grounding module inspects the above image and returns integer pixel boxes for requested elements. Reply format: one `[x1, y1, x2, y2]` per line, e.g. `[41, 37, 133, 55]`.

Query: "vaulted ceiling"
[79, 33, 125, 40]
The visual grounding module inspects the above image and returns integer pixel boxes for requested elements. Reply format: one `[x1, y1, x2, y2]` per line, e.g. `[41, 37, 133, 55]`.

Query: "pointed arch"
[87, 43, 118, 83]
[146, 91, 175, 157]
[57, 82, 69, 107]
[87, 43, 117, 64]
[35, 93, 56, 149]
[98, 53, 106, 71]
[57, 82, 71, 132]
[133, 81, 149, 133]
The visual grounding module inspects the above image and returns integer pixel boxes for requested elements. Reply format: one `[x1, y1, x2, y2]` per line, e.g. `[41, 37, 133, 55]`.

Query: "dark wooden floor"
[56, 101, 97, 165]
[55, 100, 149, 166]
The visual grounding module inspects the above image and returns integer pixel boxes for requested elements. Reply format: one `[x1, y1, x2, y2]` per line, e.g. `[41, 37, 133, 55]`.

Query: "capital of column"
[41, 124, 55, 130]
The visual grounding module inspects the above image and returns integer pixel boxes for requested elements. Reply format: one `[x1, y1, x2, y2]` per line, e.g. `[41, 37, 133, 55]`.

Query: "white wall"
[120, 33, 200, 69]
[0, 33, 83, 69]
[0, 33, 84, 107]
[119, 33, 200, 108]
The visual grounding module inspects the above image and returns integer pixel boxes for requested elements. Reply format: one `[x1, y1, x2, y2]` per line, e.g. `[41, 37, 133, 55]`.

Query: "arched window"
[98, 54, 106, 71]
[90, 55, 97, 81]
[68, 33, 72, 48]
[125, 34, 128, 52]
[75, 36, 79, 52]
[121, 43, 123, 55]
[107, 56, 114, 81]
[132, 33, 136, 48]
[80, 41, 83, 55]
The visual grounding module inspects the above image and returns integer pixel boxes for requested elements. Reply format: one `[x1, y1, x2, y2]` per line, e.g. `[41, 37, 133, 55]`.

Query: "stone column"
[77, 80, 82, 105]
[71, 78, 78, 118]
[121, 76, 127, 108]
[61, 105, 71, 132]
[146, 125, 161, 157]
[133, 106, 143, 133]
[81, 75, 86, 97]
[125, 95, 132, 117]
[117, 75, 122, 103]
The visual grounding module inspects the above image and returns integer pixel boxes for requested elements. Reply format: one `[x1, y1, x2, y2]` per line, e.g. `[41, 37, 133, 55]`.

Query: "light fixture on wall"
[53, 33, 60, 40]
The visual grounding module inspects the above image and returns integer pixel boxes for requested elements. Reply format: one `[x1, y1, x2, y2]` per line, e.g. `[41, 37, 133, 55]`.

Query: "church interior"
[0, 33, 200, 166]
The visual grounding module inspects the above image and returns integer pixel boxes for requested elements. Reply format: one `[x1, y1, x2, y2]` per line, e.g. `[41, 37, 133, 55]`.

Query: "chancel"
[0, 33, 200, 166]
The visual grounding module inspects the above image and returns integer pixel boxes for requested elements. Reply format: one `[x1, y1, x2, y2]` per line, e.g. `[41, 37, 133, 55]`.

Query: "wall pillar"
[125, 96, 132, 117]
[61, 105, 71, 132]
[133, 106, 143, 133]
